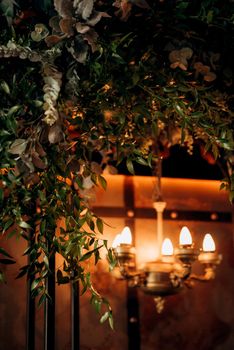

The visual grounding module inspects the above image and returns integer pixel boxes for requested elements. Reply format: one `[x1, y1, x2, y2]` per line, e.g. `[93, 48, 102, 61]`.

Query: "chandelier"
[111, 159, 222, 312]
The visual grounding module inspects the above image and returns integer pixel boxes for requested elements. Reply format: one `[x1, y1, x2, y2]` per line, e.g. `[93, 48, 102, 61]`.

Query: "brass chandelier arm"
[188, 267, 217, 282]
[175, 264, 192, 281]
[111, 157, 223, 312]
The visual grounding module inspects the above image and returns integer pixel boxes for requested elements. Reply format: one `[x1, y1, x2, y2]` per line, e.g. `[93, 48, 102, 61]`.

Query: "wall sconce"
[112, 159, 222, 312]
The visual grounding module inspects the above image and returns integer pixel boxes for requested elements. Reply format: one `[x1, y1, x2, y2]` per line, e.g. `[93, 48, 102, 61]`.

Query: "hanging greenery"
[0, 0, 233, 325]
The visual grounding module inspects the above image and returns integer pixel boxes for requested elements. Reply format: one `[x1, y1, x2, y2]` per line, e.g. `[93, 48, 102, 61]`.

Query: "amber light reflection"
[135, 220, 158, 264]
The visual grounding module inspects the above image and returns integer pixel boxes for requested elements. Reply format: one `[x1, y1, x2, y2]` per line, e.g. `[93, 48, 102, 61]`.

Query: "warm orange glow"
[72, 111, 83, 119]
[179, 226, 192, 246]
[112, 226, 132, 247]
[57, 175, 72, 186]
[0, 168, 9, 174]
[203, 233, 216, 252]
[161, 238, 174, 256]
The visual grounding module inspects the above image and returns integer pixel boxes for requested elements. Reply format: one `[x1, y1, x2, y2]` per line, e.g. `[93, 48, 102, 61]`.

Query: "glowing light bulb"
[161, 238, 174, 256]
[179, 226, 192, 246]
[203, 233, 216, 252]
[112, 234, 122, 248]
[120, 226, 132, 245]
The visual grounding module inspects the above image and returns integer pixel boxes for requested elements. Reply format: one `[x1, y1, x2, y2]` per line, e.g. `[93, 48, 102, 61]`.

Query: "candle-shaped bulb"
[179, 226, 192, 246]
[112, 234, 122, 248]
[161, 238, 174, 256]
[203, 233, 216, 252]
[112, 227, 133, 248]
[120, 226, 132, 244]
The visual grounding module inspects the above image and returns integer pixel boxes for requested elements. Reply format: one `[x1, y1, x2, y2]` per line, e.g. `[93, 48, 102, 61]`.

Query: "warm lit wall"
[88, 176, 234, 350]
[0, 176, 233, 350]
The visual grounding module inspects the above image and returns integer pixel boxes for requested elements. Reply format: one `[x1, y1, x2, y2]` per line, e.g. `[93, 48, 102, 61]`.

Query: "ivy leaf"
[212, 144, 219, 160]
[7, 105, 21, 117]
[126, 158, 134, 174]
[3, 219, 14, 233]
[0, 247, 13, 258]
[40, 220, 46, 234]
[93, 298, 101, 314]
[108, 312, 114, 330]
[16, 266, 29, 279]
[87, 219, 95, 231]
[0, 80, 10, 94]
[31, 278, 41, 291]
[96, 218, 103, 234]
[0, 0, 17, 25]
[135, 156, 148, 167]
[100, 311, 109, 324]
[31, 286, 44, 298]
[79, 250, 93, 262]
[107, 249, 117, 271]
[94, 250, 100, 264]
[147, 153, 153, 167]
[43, 255, 49, 269]
[19, 221, 31, 229]
[98, 175, 107, 190]
[174, 104, 185, 117]
[79, 245, 103, 262]
[38, 293, 47, 307]
[0, 258, 15, 264]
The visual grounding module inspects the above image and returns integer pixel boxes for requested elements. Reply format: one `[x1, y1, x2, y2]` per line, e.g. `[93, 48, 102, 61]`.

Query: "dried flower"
[31, 24, 49, 42]
[42, 63, 62, 126]
[169, 47, 193, 71]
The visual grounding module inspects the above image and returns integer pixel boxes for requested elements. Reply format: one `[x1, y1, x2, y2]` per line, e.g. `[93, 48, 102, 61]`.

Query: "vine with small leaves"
[0, 0, 233, 326]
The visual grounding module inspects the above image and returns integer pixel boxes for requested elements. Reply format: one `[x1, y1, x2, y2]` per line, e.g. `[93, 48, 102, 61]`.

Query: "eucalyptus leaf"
[0, 0, 233, 326]
[8, 139, 27, 155]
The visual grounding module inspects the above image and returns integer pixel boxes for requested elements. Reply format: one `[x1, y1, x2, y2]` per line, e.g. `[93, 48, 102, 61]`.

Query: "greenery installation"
[0, 0, 233, 325]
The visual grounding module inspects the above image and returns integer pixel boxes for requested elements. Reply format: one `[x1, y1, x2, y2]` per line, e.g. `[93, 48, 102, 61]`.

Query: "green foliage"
[0, 0, 233, 327]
